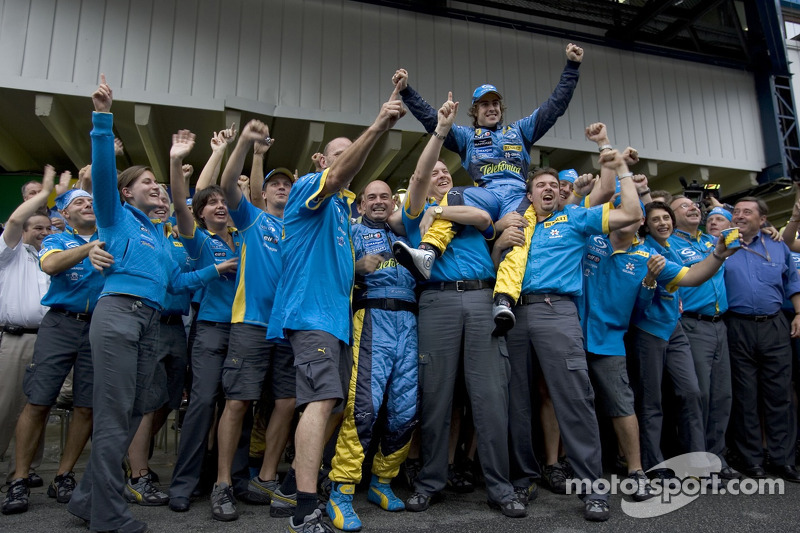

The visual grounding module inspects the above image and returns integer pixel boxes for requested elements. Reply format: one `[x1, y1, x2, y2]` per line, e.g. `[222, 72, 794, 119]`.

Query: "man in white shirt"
[0, 168, 53, 514]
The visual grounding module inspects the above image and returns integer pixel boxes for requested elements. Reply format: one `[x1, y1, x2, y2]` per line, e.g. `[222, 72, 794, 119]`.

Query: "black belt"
[1, 324, 38, 335]
[682, 311, 722, 323]
[354, 298, 418, 314]
[160, 314, 184, 326]
[726, 311, 780, 322]
[51, 308, 92, 322]
[518, 293, 571, 305]
[424, 280, 494, 292]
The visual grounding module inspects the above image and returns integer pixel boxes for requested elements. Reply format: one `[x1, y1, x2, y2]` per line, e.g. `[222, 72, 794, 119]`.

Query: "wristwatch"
[433, 206, 443, 219]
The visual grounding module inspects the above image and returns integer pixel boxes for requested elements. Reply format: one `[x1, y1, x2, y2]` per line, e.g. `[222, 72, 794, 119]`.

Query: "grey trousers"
[169, 321, 230, 499]
[506, 299, 606, 501]
[681, 317, 732, 465]
[415, 288, 514, 504]
[727, 313, 796, 466]
[630, 324, 705, 470]
[67, 296, 160, 531]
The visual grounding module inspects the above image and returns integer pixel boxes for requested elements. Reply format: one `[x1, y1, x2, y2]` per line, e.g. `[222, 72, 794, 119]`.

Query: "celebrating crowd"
[2, 43, 800, 533]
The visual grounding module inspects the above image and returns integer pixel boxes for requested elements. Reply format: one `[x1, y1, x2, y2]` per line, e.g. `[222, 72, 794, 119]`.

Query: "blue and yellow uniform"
[495, 203, 611, 301]
[329, 215, 418, 487]
[228, 196, 282, 327]
[630, 235, 686, 339]
[161, 222, 193, 317]
[268, 169, 356, 344]
[179, 224, 240, 323]
[579, 235, 687, 356]
[400, 61, 580, 251]
[39, 229, 105, 314]
[671, 230, 727, 316]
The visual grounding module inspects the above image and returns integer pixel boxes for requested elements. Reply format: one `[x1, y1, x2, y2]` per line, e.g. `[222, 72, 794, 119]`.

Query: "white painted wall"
[0, 0, 765, 170]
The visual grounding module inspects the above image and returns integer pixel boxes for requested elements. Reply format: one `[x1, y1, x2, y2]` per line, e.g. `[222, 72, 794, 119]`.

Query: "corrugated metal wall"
[0, 0, 765, 170]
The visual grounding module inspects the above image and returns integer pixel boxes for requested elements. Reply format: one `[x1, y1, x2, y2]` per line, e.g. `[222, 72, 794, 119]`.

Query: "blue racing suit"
[400, 59, 581, 223]
[329, 215, 418, 483]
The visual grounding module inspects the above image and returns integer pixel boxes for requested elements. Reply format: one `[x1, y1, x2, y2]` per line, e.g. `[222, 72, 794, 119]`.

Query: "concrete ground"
[3, 415, 800, 533]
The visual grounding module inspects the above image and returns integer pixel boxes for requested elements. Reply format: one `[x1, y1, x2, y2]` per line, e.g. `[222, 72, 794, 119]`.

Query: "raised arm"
[525, 43, 583, 145]
[394, 69, 462, 155]
[406, 93, 458, 217]
[221, 120, 270, 208]
[195, 124, 236, 191]
[604, 150, 641, 231]
[3, 166, 55, 247]
[90, 74, 124, 229]
[168, 130, 198, 236]
[321, 87, 406, 196]
[249, 136, 274, 211]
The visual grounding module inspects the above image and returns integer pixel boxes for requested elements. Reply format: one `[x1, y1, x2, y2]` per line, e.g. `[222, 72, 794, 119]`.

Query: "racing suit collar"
[360, 214, 389, 230]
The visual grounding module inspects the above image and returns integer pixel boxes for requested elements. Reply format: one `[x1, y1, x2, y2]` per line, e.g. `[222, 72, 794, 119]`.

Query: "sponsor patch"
[503, 144, 522, 152]
[474, 138, 492, 148]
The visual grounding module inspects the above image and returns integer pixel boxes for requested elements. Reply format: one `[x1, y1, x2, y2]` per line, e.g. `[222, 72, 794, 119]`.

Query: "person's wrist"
[432, 129, 448, 140]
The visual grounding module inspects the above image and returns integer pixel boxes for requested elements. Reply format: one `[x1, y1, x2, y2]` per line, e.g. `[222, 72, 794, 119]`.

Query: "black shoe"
[718, 466, 742, 480]
[628, 470, 655, 502]
[488, 496, 527, 518]
[583, 498, 609, 522]
[446, 463, 474, 493]
[543, 463, 568, 494]
[491, 294, 515, 337]
[405, 492, 442, 512]
[48, 471, 77, 503]
[513, 483, 538, 506]
[403, 459, 422, 489]
[169, 496, 190, 512]
[1, 478, 29, 515]
[648, 468, 680, 489]
[104, 518, 148, 533]
[27, 472, 43, 488]
[743, 465, 766, 479]
[769, 464, 800, 483]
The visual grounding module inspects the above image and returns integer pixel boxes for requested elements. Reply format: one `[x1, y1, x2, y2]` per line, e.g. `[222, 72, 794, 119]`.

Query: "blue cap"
[185, 198, 193, 206]
[55, 189, 91, 211]
[558, 169, 578, 184]
[708, 206, 732, 221]
[472, 84, 502, 104]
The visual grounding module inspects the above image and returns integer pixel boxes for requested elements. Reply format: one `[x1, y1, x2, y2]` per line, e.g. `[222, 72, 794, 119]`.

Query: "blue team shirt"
[724, 231, 800, 315]
[161, 224, 193, 316]
[670, 230, 727, 316]
[268, 169, 356, 343]
[38, 228, 105, 313]
[90, 112, 219, 309]
[179, 224, 241, 322]
[520, 204, 609, 296]
[631, 235, 687, 340]
[228, 196, 283, 327]
[401, 200, 495, 283]
[784, 252, 800, 311]
[352, 216, 416, 302]
[579, 235, 687, 355]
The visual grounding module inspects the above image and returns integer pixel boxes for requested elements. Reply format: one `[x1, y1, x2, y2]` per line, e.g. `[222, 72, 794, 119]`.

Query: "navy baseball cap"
[472, 84, 502, 104]
[262, 167, 296, 190]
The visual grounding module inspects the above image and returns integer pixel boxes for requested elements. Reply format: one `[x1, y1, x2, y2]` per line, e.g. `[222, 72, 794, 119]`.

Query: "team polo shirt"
[268, 169, 355, 344]
[520, 204, 610, 296]
[38, 228, 104, 314]
[631, 235, 687, 340]
[179, 223, 241, 322]
[401, 199, 495, 283]
[162, 223, 193, 316]
[580, 235, 687, 355]
[784, 252, 800, 311]
[670, 230, 727, 316]
[228, 195, 283, 327]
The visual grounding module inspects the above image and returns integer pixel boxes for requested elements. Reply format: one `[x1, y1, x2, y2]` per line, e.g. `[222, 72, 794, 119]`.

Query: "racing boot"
[392, 241, 435, 281]
[492, 293, 516, 336]
[326, 483, 361, 531]
[367, 475, 404, 511]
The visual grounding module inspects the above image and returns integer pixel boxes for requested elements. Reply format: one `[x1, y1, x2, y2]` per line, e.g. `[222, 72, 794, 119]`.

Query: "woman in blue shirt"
[67, 77, 235, 533]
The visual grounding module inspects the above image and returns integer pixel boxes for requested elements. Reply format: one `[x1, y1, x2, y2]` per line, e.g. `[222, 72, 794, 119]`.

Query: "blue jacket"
[401, 60, 580, 191]
[91, 112, 218, 309]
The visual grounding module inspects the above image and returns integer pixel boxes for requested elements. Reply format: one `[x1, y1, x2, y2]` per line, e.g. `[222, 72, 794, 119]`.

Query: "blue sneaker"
[367, 475, 404, 511]
[326, 483, 361, 531]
